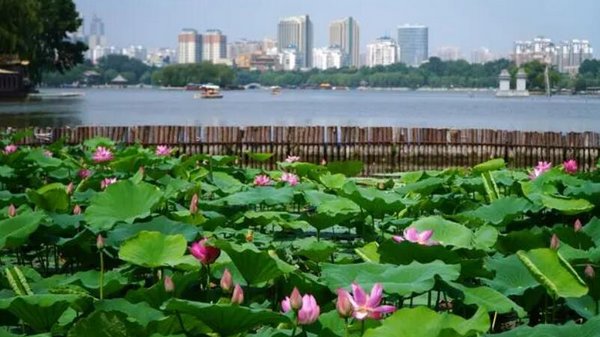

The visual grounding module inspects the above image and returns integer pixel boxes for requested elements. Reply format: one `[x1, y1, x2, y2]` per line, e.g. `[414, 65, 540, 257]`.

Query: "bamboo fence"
[7, 126, 600, 174]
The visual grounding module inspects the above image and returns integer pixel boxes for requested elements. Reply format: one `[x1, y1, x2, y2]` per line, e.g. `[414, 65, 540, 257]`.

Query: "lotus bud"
[138, 166, 145, 176]
[574, 219, 583, 232]
[8, 204, 16, 218]
[66, 182, 74, 195]
[96, 234, 105, 250]
[336, 289, 353, 318]
[245, 230, 254, 242]
[290, 287, 303, 311]
[321, 158, 327, 166]
[231, 284, 244, 305]
[164, 276, 175, 293]
[189, 193, 199, 214]
[550, 234, 560, 250]
[220, 268, 233, 293]
[585, 265, 595, 279]
[73, 204, 82, 215]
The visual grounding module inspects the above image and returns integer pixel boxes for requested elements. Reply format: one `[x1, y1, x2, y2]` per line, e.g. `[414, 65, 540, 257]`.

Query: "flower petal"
[351, 283, 367, 306]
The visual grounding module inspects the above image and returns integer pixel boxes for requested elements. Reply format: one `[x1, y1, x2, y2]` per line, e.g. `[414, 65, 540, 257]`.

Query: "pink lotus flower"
[93, 146, 113, 163]
[393, 228, 438, 246]
[189, 193, 199, 214]
[3, 144, 17, 155]
[529, 161, 552, 180]
[220, 268, 233, 292]
[345, 283, 395, 320]
[254, 175, 271, 186]
[231, 284, 244, 305]
[563, 159, 578, 174]
[336, 289, 353, 318]
[574, 219, 583, 232]
[281, 172, 299, 186]
[100, 177, 117, 190]
[78, 169, 92, 179]
[96, 234, 105, 250]
[281, 288, 303, 311]
[8, 204, 16, 218]
[44, 150, 53, 158]
[285, 155, 301, 163]
[189, 238, 221, 265]
[73, 204, 82, 215]
[164, 276, 175, 293]
[321, 158, 327, 166]
[156, 145, 172, 156]
[297, 295, 320, 325]
[585, 264, 595, 279]
[66, 182, 74, 195]
[550, 234, 560, 250]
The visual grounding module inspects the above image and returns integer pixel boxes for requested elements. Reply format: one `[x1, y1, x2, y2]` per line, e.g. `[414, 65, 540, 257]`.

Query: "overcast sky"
[74, 0, 599, 56]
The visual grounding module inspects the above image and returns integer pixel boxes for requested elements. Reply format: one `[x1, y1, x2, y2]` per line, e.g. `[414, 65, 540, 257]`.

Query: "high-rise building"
[122, 45, 147, 62]
[329, 17, 360, 68]
[203, 29, 227, 63]
[366, 37, 399, 67]
[313, 47, 343, 70]
[513, 37, 554, 66]
[89, 14, 105, 36]
[513, 36, 593, 73]
[87, 14, 108, 64]
[555, 40, 593, 74]
[397, 25, 429, 67]
[277, 15, 313, 68]
[435, 46, 462, 61]
[178, 29, 202, 64]
[470, 47, 496, 64]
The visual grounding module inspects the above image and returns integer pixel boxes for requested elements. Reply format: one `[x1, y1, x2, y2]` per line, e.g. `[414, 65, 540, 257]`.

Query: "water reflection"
[0, 95, 83, 127]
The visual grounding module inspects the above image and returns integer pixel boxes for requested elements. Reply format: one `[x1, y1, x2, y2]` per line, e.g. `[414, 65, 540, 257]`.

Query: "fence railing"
[7, 126, 600, 174]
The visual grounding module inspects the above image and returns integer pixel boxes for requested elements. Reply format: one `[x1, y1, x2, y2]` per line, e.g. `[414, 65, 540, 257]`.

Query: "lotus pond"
[1, 135, 600, 337]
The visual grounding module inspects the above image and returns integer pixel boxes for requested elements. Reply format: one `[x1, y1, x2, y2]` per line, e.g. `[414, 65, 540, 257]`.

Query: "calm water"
[0, 88, 599, 131]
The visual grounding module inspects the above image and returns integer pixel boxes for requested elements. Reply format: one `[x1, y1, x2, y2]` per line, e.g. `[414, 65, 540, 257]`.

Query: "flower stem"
[99, 250, 104, 300]
[361, 320, 365, 336]
[344, 318, 349, 337]
[291, 325, 297, 337]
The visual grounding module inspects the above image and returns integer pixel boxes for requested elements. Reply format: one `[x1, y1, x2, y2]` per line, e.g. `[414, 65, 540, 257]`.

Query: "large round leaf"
[491, 315, 600, 337]
[119, 231, 187, 269]
[409, 216, 474, 249]
[85, 180, 163, 231]
[209, 187, 294, 207]
[105, 216, 200, 247]
[459, 196, 532, 226]
[540, 194, 594, 215]
[164, 299, 290, 337]
[67, 310, 144, 337]
[483, 255, 538, 297]
[517, 248, 588, 299]
[0, 211, 45, 250]
[26, 183, 69, 212]
[445, 282, 526, 317]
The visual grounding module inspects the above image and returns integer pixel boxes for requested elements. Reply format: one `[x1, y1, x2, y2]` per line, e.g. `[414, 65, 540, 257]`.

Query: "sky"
[73, 0, 599, 57]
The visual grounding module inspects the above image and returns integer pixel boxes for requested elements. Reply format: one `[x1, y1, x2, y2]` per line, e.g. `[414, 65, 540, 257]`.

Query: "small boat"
[271, 86, 281, 95]
[193, 84, 223, 99]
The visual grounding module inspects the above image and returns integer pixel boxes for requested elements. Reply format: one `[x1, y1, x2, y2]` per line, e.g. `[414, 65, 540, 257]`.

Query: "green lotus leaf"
[294, 237, 336, 263]
[25, 149, 63, 169]
[62, 270, 130, 298]
[94, 299, 164, 327]
[321, 261, 460, 296]
[0, 165, 15, 178]
[459, 196, 532, 226]
[26, 183, 69, 212]
[211, 187, 294, 207]
[473, 158, 506, 174]
[446, 282, 526, 317]
[363, 306, 489, 337]
[396, 177, 446, 195]
[565, 296, 599, 320]
[483, 254, 538, 297]
[517, 248, 588, 299]
[119, 231, 187, 269]
[85, 180, 163, 231]
[489, 315, 600, 337]
[214, 240, 296, 286]
[378, 239, 461, 265]
[0, 211, 45, 250]
[319, 173, 347, 190]
[302, 190, 361, 230]
[106, 216, 200, 247]
[67, 310, 144, 337]
[326, 160, 363, 177]
[342, 182, 405, 218]
[246, 152, 273, 162]
[164, 299, 290, 337]
[540, 194, 594, 215]
[409, 216, 474, 249]
[211, 171, 244, 194]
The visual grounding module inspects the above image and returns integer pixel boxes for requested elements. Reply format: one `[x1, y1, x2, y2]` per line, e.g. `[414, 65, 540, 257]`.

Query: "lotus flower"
[96, 234, 105, 250]
[44, 150, 53, 158]
[297, 295, 320, 325]
[73, 204, 82, 215]
[574, 219, 583, 232]
[285, 155, 300, 163]
[336, 289, 353, 318]
[281, 172, 299, 186]
[8, 204, 16, 218]
[66, 182, 74, 195]
[393, 228, 438, 246]
[78, 169, 92, 179]
[346, 283, 395, 320]
[585, 264, 595, 279]
[100, 177, 117, 190]
[550, 234, 560, 250]
[3, 144, 17, 155]
[164, 276, 175, 293]
[529, 161, 552, 180]
[231, 284, 244, 305]
[321, 158, 327, 166]
[282, 288, 303, 312]
[93, 146, 113, 163]
[156, 145, 172, 156]
[189, 193, 199, 214]
[189, 238, 221, 265]
[254, 175, 271, 186]
[220, 268, 233, 292]
[563, 159, 578, 174]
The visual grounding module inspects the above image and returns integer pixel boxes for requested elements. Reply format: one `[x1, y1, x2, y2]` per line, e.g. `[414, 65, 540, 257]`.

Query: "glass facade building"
[397, 25, 429, 67]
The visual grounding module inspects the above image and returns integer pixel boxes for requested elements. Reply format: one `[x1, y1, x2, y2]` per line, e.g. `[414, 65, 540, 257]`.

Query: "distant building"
[513, 36, 593, 73]
[329, 17, 360, 67]
[178, 29, 202, 64]
[313, 47, 343, 70]
[280, 48, 302, 71]
[366, 37, 399, 67]
[278, 15, 313, 68]
[397, 25, 428, 67]
[435, 46, 462, 61]
[203, 29, 227, 63]
[122, 45, 147, 61]
[87, 14, 108, 64]
[470, 47, 496, 64]
[514, 37, 555, 66]
[228, 39, 263, 62]
[555, 40, 594, 74]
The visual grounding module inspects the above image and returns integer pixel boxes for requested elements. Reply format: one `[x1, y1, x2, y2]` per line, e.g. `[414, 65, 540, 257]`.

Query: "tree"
[0, 0, 86, 84]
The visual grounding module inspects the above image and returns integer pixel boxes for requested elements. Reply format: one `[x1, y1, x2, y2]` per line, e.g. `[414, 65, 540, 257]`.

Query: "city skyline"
[73, 0, 599, 57]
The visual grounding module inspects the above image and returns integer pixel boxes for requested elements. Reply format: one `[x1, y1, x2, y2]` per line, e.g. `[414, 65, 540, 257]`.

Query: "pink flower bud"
[164, 276, 175, 293]
[245, 230, 254, 242]
[290, 287, 303, 310]
[73, 204, 82, 215]
[231, 284, 244, 305]
[138, 166, 145, 176]
[336, 289, 353, 318]
[220, 268, 233, 293]
[550, 234, 560, 250]
[66, 182, 74, 195]
[297, 295, 320, 325]
[96, 234, 105, 250]
[189, 238, 221, 265]
[189, 193, 199, 214]
[574, 219, 583, 232]
[585, 265, 595, 279]
[8, 204, 16, 218]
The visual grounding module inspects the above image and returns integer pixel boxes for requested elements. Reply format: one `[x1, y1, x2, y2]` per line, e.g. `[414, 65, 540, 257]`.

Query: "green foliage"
[151, 62, 235, 87]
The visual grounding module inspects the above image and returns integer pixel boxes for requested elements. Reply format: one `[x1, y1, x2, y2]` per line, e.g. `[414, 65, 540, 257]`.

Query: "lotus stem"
[491, 311, 498, 331]
[291, 325, 297, 337]
[360, 320, 365, 336]
[99, 250, 104, 300]
[175, 310, 188, 336]
[344, 318, 349, 337]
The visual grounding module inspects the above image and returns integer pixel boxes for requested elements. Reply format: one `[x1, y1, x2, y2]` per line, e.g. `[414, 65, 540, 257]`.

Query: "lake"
[0, 88, 599, 132]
